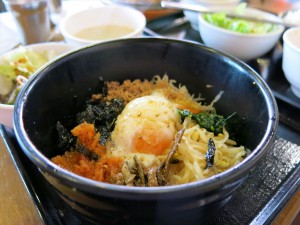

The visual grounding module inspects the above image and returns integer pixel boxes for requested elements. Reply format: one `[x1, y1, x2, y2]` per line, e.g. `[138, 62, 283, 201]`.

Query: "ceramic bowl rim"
[283, 27, 300, 53]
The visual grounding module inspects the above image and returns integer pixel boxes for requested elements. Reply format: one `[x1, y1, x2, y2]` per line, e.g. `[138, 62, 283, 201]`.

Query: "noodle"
[168, 117, 246, 185]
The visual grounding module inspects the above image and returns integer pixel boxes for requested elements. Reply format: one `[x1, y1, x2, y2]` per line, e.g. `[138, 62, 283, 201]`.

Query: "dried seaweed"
[76, 98, 124, 145]
[56, 121, 76, 150]
[205, 138, 216, 169]
[75, 141, 99, 161]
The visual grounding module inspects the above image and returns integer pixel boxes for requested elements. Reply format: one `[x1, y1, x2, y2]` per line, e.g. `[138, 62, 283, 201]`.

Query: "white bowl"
[59, 5, 146, 46]
[183, 0, 240, 30]
[282, 27, 300, 98]
[0, 42, 75, 128]
[198, 7, 284, 61]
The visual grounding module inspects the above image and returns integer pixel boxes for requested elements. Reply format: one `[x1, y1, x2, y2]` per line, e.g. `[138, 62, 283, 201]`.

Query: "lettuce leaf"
[203, 4, 280, 34]
[0, 47, 54, 104]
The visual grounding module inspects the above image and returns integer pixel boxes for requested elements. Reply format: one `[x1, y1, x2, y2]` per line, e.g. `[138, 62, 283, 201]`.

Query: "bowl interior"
[14, 38, 277, 189]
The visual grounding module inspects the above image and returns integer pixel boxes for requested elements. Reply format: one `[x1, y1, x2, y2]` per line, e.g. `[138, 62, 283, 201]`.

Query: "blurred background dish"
[102, 0, 162, 11]
[101, 0, 179, 20]
[0, 20, 19, 54]
[0, 42, 75, 128]
[280, 7, 300, 27]
[183, 0, 240, 30]
[2, 0, 51, 45]
[282, 27, 300, 98]
[198, 7, 284, 61]
[49, 0, 105, 25]
[59, 5, 146, 46]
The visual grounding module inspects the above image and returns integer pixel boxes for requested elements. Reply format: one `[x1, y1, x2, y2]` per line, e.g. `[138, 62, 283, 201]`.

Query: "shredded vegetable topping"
[203, 3, 280, 34]
[0, 47, 56, 104]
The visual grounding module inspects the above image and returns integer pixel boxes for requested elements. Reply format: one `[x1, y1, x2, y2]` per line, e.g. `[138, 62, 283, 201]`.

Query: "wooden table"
[0, 136, 42, 225]
[0, 0, 299, 224]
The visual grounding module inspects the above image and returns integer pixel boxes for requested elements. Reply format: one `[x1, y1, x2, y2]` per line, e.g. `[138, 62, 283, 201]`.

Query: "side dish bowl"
[13, 38, 278, 224]
[282, 27, 300, 98]
[198, 7, 284, 61]
[0, 42, 75, 128]
[60, 5, 146, 46]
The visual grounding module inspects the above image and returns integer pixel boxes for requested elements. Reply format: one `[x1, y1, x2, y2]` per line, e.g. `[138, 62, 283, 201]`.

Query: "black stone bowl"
[13, 38, 278, 225]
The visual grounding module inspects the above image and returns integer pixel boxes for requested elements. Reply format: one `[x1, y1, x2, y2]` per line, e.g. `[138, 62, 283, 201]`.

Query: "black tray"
[1, 12, 300, 225]
[1, 124, 300, 225]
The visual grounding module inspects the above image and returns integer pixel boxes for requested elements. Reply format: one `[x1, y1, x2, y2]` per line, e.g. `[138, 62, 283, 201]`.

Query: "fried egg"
[110, 93, 181, 156]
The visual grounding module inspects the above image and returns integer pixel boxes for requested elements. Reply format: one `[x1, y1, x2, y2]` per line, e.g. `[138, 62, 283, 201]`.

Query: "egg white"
[108, 93, 181, 161]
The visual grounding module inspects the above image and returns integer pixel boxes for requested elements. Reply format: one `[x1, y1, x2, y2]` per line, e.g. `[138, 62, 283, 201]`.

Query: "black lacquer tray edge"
[250, 163, 300, 225]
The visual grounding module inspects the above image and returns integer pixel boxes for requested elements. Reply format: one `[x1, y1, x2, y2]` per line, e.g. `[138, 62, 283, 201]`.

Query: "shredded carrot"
[52, 122, 123, 183]
[72, 122, 106, 156]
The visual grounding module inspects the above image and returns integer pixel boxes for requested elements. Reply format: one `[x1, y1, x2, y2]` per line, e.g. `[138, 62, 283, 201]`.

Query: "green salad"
[203, 4, 280, 34]
[0, 47, 56, 105]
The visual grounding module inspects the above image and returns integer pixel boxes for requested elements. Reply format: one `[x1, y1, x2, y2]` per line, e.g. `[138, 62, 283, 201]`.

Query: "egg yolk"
[132, 122, 174, 155]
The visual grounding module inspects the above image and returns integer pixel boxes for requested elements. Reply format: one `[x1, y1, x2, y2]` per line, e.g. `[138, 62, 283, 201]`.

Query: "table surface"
[0, 0, 299, 225]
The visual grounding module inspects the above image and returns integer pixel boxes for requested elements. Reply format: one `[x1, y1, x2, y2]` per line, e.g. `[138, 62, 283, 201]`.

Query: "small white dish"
[282, 27, 300, 98]
[198, 7, 284, 61]
[59, 5, 146, 47]
[0, 42, 75, 128]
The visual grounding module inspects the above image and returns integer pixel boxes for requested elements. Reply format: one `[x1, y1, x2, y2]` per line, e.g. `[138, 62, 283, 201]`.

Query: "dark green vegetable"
[178, 109, 238, 136]
[205, 138, 216, 169]
[178, 109, 227, 135]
